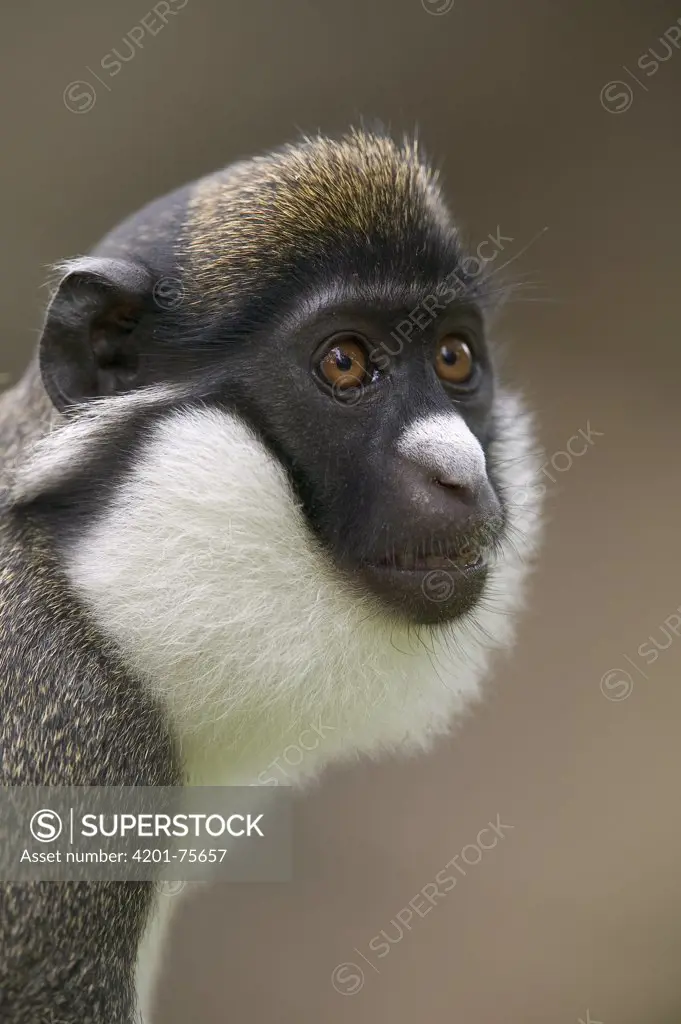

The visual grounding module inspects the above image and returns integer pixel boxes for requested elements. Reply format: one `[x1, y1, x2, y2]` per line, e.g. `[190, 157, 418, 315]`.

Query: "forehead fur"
[185, 129, 452, 303]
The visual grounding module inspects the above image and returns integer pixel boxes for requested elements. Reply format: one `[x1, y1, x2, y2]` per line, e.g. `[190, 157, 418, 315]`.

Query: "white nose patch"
[396, 412, 488, 488]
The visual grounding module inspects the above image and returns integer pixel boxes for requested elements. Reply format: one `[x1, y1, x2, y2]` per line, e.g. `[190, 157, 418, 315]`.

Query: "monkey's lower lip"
[356, 557, 488, 624]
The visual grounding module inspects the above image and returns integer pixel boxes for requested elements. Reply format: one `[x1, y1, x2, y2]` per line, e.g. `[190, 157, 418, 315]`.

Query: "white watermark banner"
[0, 786, 291, 882]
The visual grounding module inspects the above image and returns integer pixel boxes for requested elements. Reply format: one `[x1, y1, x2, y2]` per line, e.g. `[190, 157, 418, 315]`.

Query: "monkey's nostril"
[434, 476, 473, 499]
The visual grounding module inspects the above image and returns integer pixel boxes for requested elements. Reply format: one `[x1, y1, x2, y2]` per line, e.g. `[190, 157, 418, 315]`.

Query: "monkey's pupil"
[335, 351, 353, 371]
[441, 347, 458, 364]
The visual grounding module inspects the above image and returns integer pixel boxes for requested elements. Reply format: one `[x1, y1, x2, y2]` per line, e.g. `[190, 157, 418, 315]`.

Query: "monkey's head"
[14, 130, 542, 769]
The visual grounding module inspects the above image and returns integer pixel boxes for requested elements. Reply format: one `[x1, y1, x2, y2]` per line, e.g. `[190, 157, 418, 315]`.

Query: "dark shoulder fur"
[0, 371, 179, 1020]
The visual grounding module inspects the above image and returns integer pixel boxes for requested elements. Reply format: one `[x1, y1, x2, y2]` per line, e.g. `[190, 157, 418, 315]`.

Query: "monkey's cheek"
[354, 562, 489, 625]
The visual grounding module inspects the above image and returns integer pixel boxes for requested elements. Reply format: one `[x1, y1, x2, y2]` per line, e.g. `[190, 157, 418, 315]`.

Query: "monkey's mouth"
[353, 544, 490, 624]
[368, 549, 485, 572]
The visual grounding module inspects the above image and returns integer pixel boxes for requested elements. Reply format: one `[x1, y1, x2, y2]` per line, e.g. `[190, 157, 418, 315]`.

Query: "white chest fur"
[62, 394, 539, 791]
[54, 390, 540, 1018]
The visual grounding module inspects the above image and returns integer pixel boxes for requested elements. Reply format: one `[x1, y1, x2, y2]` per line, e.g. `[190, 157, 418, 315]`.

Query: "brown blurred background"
[2, 1, 681, 1021]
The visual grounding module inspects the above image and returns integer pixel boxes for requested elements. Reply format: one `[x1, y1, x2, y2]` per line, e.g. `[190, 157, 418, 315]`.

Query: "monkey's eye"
[435, 336, 475, 385]
[318, 336, 369, 390]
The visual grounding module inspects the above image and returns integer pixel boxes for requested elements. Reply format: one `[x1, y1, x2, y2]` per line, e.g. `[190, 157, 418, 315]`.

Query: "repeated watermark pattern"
[63, 0, 190, 114]
[330, 813, 513, 995]
[599, 603, 681, 701]
[152, 276, 185, 310]
[0, 2, 665, 1014]
[421, 0, 455, 14]
[255, 683, 388, 784]
[508, 422, 604, 508]
[330, 224, 548, 408]
[154, 878, 187, 896]
[600, 14, 681, 113]
[256, 719, 336, 786]
[420, 517, 501, 605]
[368, 226, 515, 371]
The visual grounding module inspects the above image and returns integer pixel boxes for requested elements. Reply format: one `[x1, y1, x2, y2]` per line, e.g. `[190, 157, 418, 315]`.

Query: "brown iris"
[319, 336, 368, 390]
[434, 336, 474, 384]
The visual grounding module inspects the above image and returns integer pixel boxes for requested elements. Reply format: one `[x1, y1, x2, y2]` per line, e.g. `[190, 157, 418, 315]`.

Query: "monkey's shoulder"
[0, 512, 179, 789]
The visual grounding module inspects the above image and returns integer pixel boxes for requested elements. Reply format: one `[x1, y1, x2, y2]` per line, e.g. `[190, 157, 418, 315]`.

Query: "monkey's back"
[0, 364, 180, 1022]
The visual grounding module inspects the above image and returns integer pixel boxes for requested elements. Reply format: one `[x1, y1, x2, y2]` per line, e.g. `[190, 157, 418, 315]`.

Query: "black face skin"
[35, 286, 505, 628]
[216, 288, 503, 624]
[33, 167, 508, 626]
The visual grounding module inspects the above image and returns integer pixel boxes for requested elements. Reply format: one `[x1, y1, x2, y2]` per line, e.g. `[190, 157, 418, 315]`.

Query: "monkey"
[0, 128, 543, 1022]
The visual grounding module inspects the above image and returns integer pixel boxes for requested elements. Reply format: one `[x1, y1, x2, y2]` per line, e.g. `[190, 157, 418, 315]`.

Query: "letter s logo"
[30, 809, 63, 842]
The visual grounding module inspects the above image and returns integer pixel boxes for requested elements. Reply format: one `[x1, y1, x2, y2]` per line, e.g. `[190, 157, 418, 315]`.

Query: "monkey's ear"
[39, 257, 153, 411]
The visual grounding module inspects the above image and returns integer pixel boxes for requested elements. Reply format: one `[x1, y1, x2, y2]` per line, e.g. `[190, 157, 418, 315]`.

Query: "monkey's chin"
[355, 560, 489, 625]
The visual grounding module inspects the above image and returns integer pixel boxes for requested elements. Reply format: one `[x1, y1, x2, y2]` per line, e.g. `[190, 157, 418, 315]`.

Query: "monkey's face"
[214, 291, 502, 625]
[25, 133, 540, 643]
